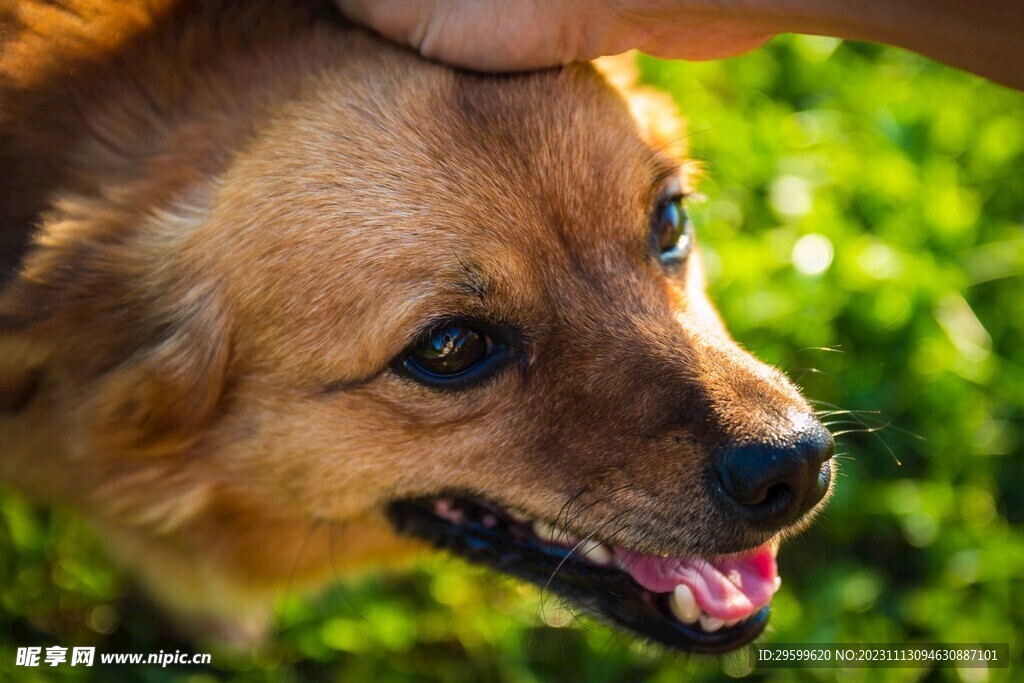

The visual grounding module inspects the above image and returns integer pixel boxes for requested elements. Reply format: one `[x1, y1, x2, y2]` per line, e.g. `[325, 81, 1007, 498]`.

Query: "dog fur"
[1, 0, 824, 641]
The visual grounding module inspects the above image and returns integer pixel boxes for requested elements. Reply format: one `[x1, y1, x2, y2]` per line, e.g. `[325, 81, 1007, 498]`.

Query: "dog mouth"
[387, 496, 780, 653]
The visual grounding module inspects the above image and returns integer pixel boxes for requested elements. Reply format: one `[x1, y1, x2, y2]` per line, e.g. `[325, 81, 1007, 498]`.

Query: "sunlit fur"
[0, 0, 828, 642]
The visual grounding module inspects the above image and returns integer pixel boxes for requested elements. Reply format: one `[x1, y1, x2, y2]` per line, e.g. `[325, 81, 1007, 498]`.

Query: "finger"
[336, 0, 610, 71]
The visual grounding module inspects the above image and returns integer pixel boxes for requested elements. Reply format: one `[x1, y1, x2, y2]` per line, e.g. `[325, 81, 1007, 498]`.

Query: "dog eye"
[653, 195, 692, 264]
[399, 322, 510, 388]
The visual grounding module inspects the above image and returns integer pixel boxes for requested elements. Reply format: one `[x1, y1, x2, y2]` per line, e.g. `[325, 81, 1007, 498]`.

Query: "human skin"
[337, 0, 1024, 90]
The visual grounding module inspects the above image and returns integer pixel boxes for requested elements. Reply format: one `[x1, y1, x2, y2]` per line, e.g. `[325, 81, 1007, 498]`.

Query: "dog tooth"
[434, 499, 462, 523]
[533, 520, 577, 546]
[724, 618, 741, 628]
[532, 520, 558, 542]
[578, 539, 613, 565]
[668, 584, 701, 624]
[699, 615, 725, 632]
[553, 526, 577, 545]
[774, 576, 782, 590]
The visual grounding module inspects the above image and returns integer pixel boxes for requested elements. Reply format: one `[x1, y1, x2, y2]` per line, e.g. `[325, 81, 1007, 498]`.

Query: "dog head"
[1, 11, 832, 652]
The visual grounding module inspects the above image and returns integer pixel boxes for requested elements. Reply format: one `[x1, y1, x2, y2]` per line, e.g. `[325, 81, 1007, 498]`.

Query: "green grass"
[2, 35, 1022, 682]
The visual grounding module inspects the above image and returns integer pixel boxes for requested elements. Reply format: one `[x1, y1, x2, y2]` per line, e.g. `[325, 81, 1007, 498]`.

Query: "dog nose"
[713, 420, 834, 528]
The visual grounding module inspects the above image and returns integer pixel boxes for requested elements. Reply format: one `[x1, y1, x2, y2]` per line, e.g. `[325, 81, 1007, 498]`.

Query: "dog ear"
[77, 293, 231, 458]
[2, 0, 244, 459]
[0, 342, 44, 413]
[2, 281, 231, 460]
[593, 52, 693, 165]
[0, 201, 231, 459]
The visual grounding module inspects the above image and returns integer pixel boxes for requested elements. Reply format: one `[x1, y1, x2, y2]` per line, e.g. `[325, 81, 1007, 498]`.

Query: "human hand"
[336, 0, 1024, 90]
[335, 0, 779, 72]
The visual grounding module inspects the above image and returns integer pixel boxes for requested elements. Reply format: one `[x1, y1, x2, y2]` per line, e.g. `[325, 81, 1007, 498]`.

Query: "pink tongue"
[615, 544, 779, 620]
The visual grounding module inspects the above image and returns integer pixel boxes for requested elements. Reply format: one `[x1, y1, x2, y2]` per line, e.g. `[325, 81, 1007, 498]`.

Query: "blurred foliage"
[2, 34, 1022, 682]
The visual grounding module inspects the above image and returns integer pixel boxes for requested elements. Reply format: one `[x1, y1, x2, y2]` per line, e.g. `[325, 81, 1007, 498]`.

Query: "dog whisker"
[327, 521, 370, 626]
[830, 424, 892, 438]
[281, 519, 321, 622]
[814, 408, 882, 417]
[554, 485, 590, 540]
[821, 418, 891, 429]
[793, 366, 846, 388]
[811, 398, 904, 465]
[771, 344, 844, 374]
[538, 510, 631, 617]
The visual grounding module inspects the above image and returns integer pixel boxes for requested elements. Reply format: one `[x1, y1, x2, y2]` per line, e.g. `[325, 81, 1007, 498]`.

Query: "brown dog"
[0, 0, 834, 652]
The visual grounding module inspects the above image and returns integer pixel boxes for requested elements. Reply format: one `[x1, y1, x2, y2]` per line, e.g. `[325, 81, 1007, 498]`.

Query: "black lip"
[387, 498, 769, 654]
